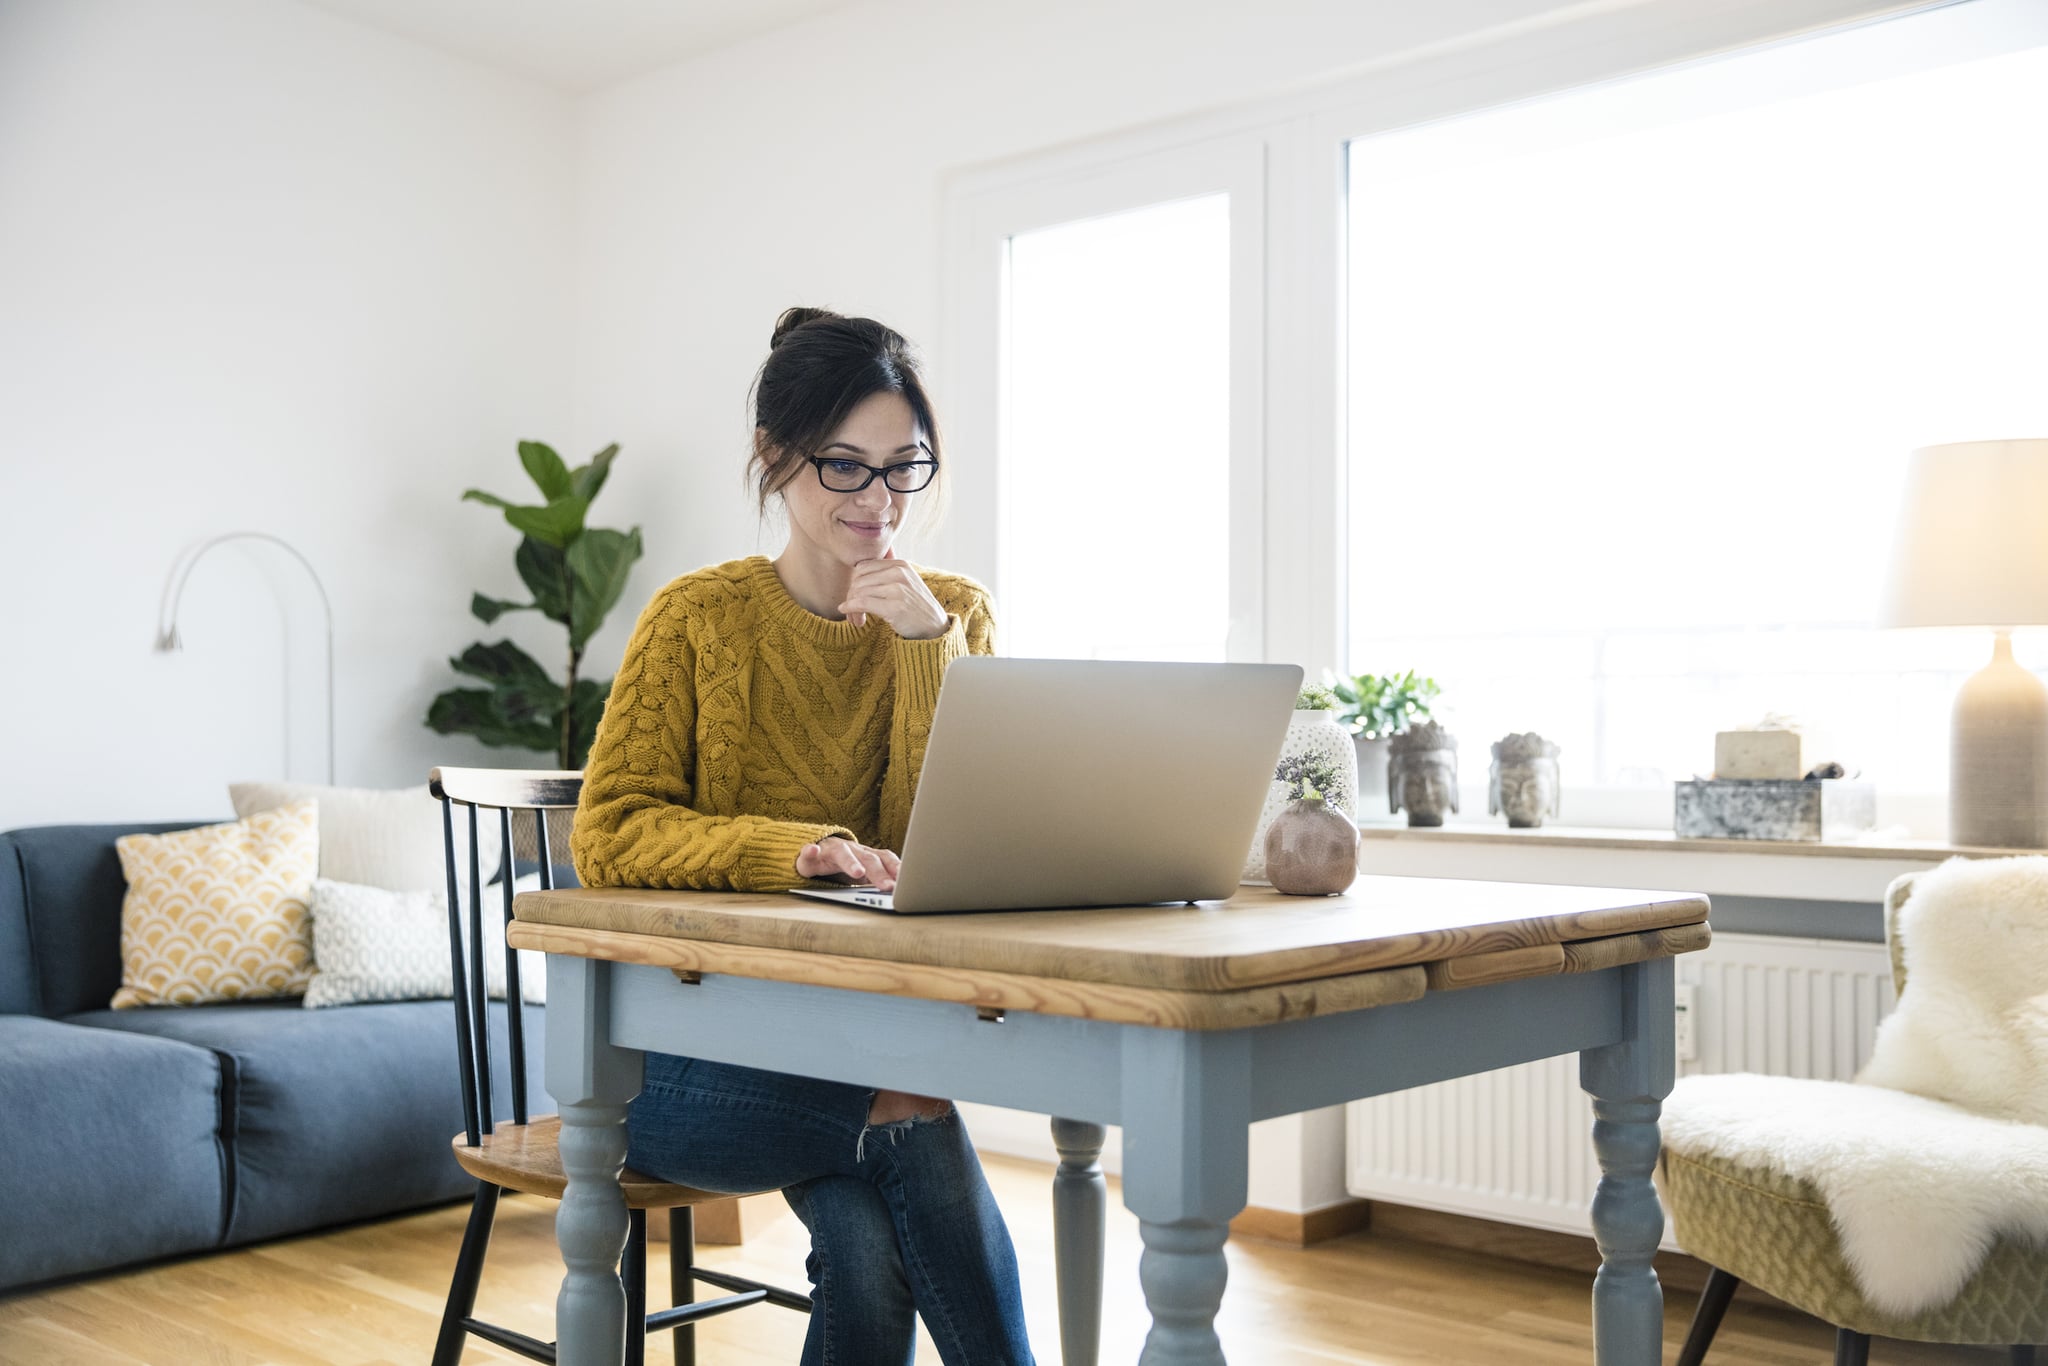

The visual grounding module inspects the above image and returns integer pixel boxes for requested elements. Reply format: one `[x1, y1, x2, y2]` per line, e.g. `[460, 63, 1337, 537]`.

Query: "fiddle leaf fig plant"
[428, 441, 642, 770]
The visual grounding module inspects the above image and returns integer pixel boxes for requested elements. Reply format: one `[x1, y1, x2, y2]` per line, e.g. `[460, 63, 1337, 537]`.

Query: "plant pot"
[1353, 734, 1391, 819]
[1264, 798, 1360, 895]
[1244, 710, 1358, 884]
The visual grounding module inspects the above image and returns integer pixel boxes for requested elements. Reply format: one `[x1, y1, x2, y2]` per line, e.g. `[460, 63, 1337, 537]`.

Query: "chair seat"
[1659, 1142, 2048, 1345]
[452, 1116, 755, 1211]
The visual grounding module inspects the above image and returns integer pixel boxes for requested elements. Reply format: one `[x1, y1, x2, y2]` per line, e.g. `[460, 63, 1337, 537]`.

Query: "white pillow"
[303, 876, 547, 1009]
[228, 781, 505, 895]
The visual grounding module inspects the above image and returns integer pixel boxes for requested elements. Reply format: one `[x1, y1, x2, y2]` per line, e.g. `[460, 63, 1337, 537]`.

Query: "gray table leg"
[1580, 958, 1676, 1366]
[1051, 1118, 1108, 1366]
[1118, 1030, 1250, 1366]
[547, 955, 645, 1366]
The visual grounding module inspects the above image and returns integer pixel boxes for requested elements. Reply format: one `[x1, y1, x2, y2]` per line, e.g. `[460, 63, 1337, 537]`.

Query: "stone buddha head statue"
[1388, 721, 1459, 827]
[1489, 732, 1562, 828]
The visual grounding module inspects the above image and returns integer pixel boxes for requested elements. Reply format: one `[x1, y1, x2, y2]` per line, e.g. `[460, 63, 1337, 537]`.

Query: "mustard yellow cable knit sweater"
[570, 555, 996, 892]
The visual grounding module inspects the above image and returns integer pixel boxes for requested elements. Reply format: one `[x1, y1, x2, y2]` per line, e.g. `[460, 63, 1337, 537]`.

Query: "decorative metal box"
[1673, 778, 1876, 842]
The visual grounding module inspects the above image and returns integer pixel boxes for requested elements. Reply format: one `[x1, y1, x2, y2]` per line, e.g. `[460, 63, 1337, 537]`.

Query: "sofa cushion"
[0, 1015, 226, 1291]
[6, 822, 215, 1018]
[304, 875, 546, 1009]
[229, 781, 504, 895]
[112, 803, 320, 1009]
[67, 998, 548, 1246]
[0, 835, 36, 1014]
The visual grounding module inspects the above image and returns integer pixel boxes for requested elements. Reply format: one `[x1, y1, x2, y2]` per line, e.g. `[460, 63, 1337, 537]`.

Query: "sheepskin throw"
[1859, 855, 2048, 1126]
[1663, 1074, 2048, 1316]
[1663, 855, 2048, 1316]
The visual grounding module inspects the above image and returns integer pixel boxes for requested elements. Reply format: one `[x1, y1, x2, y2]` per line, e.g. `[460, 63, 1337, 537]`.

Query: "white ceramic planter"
[1244, 709, 1359, 885]
[1353, 733, 1391, 819]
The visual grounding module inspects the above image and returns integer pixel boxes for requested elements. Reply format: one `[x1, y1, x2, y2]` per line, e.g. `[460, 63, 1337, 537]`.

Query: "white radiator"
[1344, 932, 1898, 1239]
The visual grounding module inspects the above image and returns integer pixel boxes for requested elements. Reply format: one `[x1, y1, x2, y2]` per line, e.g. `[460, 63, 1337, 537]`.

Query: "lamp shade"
[1879, 439, 2048, 630]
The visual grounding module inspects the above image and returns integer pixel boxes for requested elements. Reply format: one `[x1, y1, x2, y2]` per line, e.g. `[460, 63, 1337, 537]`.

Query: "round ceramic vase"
[1244, 709, 1358, 885]
[1264, 798, 1360, 895]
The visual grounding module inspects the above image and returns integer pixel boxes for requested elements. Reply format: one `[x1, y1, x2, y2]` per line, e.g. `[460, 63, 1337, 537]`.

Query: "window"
[1000, 195, 1231, 661]
[941, 133, 1264, 666]
[945, 0, 2048, 836]
[1345, 4, 2048, 812]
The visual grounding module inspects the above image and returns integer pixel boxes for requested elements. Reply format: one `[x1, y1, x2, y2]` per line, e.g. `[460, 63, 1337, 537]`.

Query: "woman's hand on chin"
[797, 836, 901, 891]
[840, 547, 949, 639]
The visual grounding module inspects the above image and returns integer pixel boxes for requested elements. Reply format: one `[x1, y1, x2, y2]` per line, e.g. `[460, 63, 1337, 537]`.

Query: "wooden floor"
[0, 1153, 2001, 1365]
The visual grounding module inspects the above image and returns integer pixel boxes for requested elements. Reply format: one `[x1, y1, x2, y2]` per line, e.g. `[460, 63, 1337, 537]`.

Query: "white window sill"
[1353, 820, 2037, 903]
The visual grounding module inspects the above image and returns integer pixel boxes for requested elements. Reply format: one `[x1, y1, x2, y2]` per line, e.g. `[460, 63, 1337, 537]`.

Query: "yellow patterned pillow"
[111, 801, 320, 1008]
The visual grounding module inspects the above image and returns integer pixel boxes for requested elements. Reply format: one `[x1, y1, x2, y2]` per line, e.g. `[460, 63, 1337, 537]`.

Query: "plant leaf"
[515, 537, 572, 624]
[462, 489, 514, 510]
[568, 676, 611, 770]
[570, 444, 620, 503]
[471, 593, 534, 624]
[505, 493, 588, 549]
[518, 441, 573, 501]
[448, 639, 556, 694]
[426, 685, 559, 752]
[566, 526, 643, 652]
[441, 640, 566, 756]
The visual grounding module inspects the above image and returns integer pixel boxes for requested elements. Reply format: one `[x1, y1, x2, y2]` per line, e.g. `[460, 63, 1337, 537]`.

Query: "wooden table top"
[509, 876, 1711, 1030]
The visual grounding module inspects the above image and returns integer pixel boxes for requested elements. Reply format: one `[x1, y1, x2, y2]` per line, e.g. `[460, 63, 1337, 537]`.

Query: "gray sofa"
[0, 821, 547, 1292]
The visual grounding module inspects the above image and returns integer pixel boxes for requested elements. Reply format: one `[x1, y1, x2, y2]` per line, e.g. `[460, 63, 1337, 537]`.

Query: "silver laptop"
[795, 657, 1302, 913]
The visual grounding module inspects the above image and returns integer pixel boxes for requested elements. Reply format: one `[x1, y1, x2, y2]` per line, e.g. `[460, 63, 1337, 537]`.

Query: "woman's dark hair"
[747, 306, 943, 515]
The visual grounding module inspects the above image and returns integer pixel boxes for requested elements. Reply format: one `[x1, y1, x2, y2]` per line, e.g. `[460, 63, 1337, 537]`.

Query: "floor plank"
[0, 1153, 2006, 1363]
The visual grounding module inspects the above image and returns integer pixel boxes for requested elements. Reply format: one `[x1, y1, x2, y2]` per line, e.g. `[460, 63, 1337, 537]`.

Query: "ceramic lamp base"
[1950, 631, 2048, 849]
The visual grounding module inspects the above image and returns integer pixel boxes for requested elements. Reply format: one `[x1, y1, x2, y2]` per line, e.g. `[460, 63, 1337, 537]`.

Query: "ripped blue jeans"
[625, 1054, 1036, 1366]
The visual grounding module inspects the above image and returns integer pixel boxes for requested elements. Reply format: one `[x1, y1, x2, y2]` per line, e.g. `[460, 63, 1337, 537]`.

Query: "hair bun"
[770, 306, 843, 349]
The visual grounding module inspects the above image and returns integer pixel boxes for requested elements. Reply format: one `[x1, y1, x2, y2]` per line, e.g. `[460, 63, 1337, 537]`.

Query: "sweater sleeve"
[876, 584, 997, 853]
[571, 585, 855, 891]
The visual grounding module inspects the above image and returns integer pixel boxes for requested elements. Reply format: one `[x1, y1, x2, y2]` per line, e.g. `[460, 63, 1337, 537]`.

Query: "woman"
[571, 307, 1034, 1365]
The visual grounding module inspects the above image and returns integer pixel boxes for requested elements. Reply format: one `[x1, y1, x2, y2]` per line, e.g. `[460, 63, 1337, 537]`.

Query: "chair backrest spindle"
[466, 803, 495, 1135]
[536, 808, 555, 891]
[500, 805, 529, 1126]
[440, 797, 484, 1148]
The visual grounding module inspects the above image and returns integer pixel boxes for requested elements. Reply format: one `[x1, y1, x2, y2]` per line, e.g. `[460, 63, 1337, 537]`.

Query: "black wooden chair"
[427, 767, 810, 1365]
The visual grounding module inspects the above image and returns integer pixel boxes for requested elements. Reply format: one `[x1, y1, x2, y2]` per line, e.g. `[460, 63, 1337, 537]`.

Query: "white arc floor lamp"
[157, 531, 336, 784]
[1880, 438, 2048, 849]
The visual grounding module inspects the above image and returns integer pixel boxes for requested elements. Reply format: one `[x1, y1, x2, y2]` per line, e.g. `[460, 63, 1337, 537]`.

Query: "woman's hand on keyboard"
[797, 836, 901, 891]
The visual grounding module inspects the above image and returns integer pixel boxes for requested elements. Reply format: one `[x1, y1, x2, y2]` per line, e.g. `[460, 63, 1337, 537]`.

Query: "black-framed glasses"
[807, 455, 939, 494]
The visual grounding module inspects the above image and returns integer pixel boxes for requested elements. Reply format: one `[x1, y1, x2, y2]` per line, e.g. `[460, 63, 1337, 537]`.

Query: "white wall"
[0, 0, 582, 827]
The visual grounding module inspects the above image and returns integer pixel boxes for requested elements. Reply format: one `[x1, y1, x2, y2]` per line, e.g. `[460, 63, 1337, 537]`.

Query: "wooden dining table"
[508, 873, 1711, 1366]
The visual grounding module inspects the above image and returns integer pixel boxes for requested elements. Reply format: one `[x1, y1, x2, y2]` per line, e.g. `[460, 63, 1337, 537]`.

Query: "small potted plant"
[1328, 670, 1440, 819]
[1264, 780, 1360, 895]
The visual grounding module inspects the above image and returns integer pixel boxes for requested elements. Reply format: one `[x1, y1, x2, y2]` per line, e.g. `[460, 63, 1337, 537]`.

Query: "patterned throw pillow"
[112, 801, 320, 1008]
[303, 876, 547, 1009]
